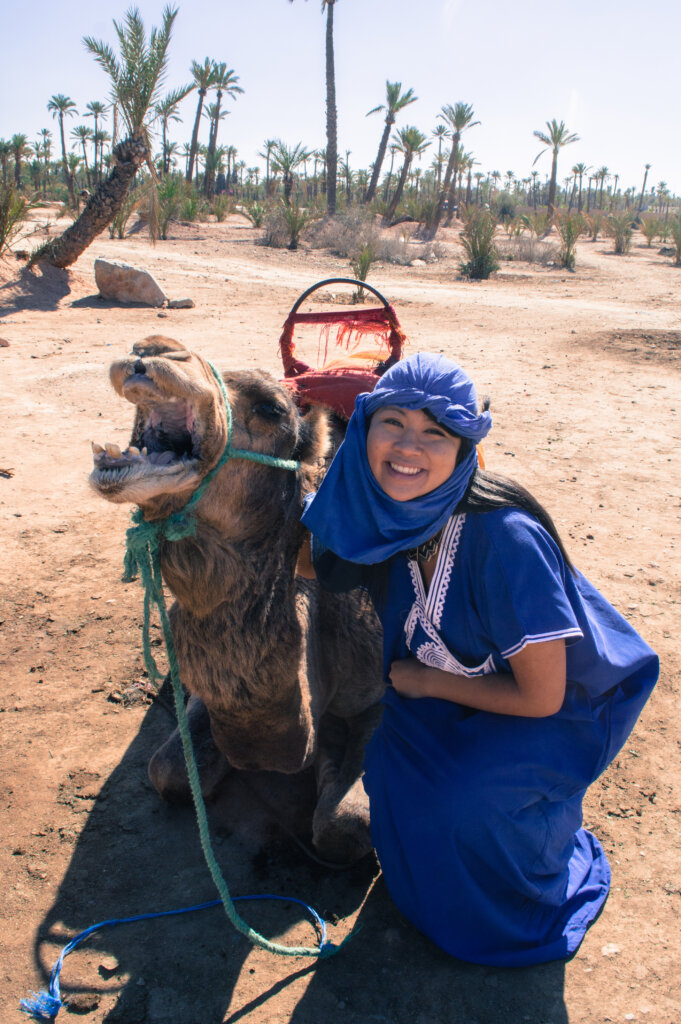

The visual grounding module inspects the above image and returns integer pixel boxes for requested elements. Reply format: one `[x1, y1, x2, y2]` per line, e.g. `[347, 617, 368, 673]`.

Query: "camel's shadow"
[35, 698, 568, 1024]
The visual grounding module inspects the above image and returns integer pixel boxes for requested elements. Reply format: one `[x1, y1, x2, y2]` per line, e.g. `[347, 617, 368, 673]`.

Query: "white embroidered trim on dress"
[404, 515, 496, 678]
[501, 627, 584, 660]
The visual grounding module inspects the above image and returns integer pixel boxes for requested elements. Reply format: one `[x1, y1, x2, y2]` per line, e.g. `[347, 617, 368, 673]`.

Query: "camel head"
[90, 335, 332, 528]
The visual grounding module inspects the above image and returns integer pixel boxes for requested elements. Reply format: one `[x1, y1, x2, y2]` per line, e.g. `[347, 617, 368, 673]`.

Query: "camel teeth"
[91, 441, 104, 455]
[128, 445, 140, 456]
[105, 442, 122, 458]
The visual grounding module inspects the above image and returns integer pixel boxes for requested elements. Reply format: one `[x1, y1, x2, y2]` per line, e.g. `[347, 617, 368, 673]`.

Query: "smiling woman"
[299, 351, 658, 968]
[366, 406, 462, 501]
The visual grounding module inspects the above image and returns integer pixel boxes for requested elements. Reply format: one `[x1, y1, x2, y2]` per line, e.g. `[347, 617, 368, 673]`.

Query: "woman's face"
[366, 406, 462, 501]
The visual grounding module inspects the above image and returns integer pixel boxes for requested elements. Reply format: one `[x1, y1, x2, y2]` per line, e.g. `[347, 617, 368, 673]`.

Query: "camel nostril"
[134, 359, 146, 375]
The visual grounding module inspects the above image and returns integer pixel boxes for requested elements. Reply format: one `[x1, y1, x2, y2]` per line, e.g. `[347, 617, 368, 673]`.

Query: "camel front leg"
[311, 704, 383, 864]
[148, 692, 232, 804]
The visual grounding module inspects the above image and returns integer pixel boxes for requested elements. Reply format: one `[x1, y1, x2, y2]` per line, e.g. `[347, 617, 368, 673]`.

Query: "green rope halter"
[122, 362, 341, 959]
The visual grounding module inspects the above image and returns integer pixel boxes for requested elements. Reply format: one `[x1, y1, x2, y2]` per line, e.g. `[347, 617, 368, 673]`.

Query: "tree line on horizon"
[0, 3, 678, 271]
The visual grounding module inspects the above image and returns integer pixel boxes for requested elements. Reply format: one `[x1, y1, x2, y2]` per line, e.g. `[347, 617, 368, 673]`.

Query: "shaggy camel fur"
[90, 336, 384, 863]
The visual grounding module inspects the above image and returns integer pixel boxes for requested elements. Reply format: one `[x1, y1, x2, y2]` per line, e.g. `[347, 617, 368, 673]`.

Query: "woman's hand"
[389, 657, 432, 699]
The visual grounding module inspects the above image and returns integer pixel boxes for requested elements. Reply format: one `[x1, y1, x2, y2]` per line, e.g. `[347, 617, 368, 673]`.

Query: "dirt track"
[1, 213, 680, 1024]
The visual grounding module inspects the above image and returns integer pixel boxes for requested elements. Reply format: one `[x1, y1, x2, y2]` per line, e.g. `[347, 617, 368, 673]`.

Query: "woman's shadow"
[34, 695, 568, 1024]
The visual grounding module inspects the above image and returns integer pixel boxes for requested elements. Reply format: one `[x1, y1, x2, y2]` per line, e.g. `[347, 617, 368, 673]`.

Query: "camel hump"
[132, 335, 190, 359]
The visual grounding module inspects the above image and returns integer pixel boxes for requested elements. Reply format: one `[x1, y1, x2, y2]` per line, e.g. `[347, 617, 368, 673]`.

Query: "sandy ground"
[1, 211, 680, 1024]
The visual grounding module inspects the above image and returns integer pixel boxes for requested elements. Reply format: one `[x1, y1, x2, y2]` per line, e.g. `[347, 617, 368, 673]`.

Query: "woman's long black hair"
[460, 463, 575, 572]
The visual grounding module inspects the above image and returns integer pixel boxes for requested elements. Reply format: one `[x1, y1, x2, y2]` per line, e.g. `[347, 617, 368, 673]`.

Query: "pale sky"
[2, 0, 680, 195]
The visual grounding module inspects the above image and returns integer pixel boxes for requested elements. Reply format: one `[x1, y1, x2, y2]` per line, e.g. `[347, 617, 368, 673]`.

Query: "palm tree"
[203, 103, 228, 195]
[10, 134, 28, 189]
[571, 162, 589, 212]
[83, 101, 107, 182]
[205, 63, 242, 194]
[288, 0, 338, 214]
[47, 93, 78, 206]
[363, 81, 417, 203]
[186, 58, 217, 184]
[532, 119, 579, 222]
[259, 138, 277, 197]
[71, 125, 94, 188]
[596, 166, 609, 209]
[637, 163, 651, 213]
[432, 102, 479, 231]
[271, 140, 311, 205]
[0, 140, 11, 188]
[36, 5, 179, 269]
[154, 86, 192, 174]
[384, 126, 429, 222]
[432, 124, 449, 192]
[38, 128, 52, 192]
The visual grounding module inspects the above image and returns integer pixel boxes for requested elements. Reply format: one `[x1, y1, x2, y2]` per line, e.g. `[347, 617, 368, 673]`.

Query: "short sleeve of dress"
[478, 510, 584, 660]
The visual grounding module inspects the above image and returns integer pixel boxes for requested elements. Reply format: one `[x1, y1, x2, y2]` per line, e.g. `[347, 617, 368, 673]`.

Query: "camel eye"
[252, 400, 286, 421]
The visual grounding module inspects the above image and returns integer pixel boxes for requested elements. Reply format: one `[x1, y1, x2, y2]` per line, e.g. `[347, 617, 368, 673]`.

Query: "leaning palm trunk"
[32, 135, 147, 270]
[384, 156, 411, 223]
[431, 134, 460, 234]
[364, 120, 391, 204]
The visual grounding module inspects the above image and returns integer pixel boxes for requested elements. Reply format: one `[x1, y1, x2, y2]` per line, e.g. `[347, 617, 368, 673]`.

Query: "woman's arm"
[389, 638, 566, 718]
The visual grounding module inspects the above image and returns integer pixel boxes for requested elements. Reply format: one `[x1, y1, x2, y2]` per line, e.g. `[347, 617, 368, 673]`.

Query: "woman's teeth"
[389, 463, 421, 476]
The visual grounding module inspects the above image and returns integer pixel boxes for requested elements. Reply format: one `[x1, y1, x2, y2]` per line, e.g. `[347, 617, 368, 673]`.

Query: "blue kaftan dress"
[314, 507, 658, 967]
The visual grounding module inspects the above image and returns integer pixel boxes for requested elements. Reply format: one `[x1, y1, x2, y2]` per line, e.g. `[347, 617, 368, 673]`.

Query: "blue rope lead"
[21, 894, 330, 1021]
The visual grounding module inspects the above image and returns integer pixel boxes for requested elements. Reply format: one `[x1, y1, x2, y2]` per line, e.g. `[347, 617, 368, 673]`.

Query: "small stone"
[157, 311, 168, 318]
[167, 298, 195, 309]
[601, 942, 620, 956]
[99, 955, 119, 976]
[0, 338, 9, 347]
[409, 259, 426, 267]
[66, 991, 101, 1014]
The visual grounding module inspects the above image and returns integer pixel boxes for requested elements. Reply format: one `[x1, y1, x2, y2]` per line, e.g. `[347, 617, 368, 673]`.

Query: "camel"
[90, 335, 384, 863]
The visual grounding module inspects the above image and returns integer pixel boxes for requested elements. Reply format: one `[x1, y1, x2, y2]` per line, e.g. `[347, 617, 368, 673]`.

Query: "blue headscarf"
[302, 353, 492, 564]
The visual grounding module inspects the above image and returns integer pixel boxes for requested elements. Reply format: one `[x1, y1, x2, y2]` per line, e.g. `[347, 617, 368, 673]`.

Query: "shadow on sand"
[0, 263, 73, 314]
[32, 699, 568, 1024]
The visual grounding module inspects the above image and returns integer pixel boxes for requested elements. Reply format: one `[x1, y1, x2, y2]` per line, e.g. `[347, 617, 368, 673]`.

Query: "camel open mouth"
[90, 369, 206, 500]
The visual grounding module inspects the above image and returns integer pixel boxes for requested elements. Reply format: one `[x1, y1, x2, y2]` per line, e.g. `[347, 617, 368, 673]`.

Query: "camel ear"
[293, 405, 333, 465]
[132, 335, 190, 359]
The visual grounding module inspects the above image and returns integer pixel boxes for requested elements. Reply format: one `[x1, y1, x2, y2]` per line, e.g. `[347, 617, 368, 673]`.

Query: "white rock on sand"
[94, 258, 166, 307]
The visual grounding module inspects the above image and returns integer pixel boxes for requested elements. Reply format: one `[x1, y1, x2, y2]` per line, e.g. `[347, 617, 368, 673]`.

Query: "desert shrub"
[180, 193, 199, 222]
[459, 208, 499, 279]
[211, 196, 233, 222]
[402, 196, 439, 230]
[521, 212, 548, 238]
[497, 236, 559, 265]
[0, 184, 30, 256]
[504, 215, 524, 238]
[375, 234, 413, 265]
[156, 176, 183, 239]
[669, 215, 681, 266]
[607, 212, 634, 254]
[639, 215, 661, 247]
[306, 207, 378, 257]
[262, 201, 316, 250]
[556, 213, 585, 270]
[585, 212, 604, 241]
[243, 201, 266, 227]
[493, 192, 516, 223]
[349, 243, 376, 302]
[108, 186, 143, 239]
